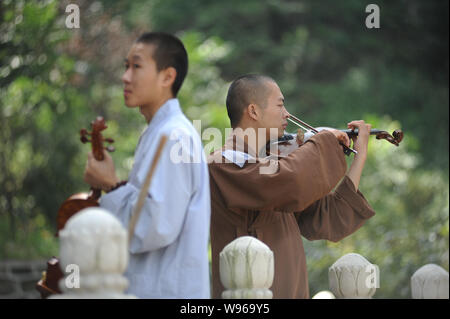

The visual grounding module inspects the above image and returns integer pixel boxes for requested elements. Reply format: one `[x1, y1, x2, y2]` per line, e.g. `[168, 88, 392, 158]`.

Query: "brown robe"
[208, 130, 376, 299]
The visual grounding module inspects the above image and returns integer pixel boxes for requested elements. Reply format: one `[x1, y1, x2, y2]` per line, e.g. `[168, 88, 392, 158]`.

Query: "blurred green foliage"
[0, 0, 448, 298]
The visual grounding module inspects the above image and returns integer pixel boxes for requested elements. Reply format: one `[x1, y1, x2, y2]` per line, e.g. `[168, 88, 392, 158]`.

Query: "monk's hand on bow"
[327, 128, 350, 148]
[296, 129, 304, 145]
[84, 150, 119, 191]
[347, 120, 371, 158]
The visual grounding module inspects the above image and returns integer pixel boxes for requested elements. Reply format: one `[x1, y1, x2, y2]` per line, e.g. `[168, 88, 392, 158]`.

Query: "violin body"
[36, 194, 99, 298]
[265, 132, 302, 158]
[36, 117, 114, 298]
[56, 192, 99, 235]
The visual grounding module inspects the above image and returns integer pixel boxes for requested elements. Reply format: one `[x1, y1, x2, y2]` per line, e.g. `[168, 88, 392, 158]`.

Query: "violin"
[56, 117, 114, 235]
[36, 117, 114, 298]
[266, 114, 404, 157]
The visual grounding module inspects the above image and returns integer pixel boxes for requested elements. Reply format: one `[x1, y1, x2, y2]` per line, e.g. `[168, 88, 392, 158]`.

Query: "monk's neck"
[231, 127, 271, 156]
[140, 93, 174, 123]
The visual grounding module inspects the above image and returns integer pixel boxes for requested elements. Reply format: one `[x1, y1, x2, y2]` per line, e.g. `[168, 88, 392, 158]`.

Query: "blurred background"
[0, 0, 448, 298]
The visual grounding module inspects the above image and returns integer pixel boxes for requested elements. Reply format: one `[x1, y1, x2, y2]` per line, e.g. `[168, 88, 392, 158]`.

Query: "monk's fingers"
[347, 120, 366, 130]
[338, 131, 350, 147]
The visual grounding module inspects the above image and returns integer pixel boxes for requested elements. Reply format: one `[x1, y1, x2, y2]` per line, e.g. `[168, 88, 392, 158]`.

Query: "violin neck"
[340, 129, 383, 137]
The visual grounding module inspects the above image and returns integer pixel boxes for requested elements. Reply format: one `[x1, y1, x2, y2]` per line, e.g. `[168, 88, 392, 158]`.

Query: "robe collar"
[147, 98, 182, 129]
[223, 129, 272, 167]
[224, 130, 260, 157]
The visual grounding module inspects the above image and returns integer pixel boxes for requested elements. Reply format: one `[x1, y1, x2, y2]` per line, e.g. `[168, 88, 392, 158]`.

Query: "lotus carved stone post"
[219, 236, 274, 299]
[411, 264, 449, 299]
[329, 253, 379, 299]
[50, 207, 135, 299]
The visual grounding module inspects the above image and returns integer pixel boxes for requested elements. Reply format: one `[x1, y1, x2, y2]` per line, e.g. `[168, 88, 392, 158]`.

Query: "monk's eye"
[134, 64, 140, 68]
[124, 64, 129, 70]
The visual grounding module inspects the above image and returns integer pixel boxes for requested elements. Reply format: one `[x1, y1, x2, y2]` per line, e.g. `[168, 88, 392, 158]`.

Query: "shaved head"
[226, 74, 275, 128]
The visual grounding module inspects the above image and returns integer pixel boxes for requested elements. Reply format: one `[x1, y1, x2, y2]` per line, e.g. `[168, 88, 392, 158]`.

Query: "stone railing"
[0, 260, 47, 299]
[15, 211, 447, 299]
[218, 236, 449, 299]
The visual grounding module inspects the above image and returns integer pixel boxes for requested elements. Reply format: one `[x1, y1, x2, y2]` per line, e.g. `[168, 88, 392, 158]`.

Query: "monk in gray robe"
[208, 74, 376, 299]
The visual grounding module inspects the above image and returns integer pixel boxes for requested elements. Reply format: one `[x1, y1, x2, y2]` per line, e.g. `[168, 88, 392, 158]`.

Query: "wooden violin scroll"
[79, 116, 115, 201]
[80, 116, 115, 161]
[342, 128, 404, 147]
[374, 129, 404, 146]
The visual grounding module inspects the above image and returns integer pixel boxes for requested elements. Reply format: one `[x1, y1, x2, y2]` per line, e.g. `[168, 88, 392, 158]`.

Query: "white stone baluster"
[219, 236, 274, 299]
[50, 207, 136, 299]
[312, 290, 336, 299]
[328, 253, 379, 299]
[411, 264, 449, 299]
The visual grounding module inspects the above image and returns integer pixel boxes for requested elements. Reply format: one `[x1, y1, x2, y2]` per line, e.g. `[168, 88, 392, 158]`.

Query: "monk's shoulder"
[207, 148, 224, 164]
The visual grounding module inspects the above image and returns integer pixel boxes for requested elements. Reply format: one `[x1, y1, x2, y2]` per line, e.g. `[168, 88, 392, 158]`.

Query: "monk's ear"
[160, 66, 176, 90]
[247, 103, 259, 121]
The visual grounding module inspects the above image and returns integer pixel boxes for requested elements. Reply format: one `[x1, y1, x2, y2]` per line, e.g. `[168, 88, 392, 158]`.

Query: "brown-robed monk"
[208, 74, 376, 299]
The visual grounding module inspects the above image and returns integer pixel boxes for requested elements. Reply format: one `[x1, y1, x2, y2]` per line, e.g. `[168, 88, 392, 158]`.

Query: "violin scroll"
[343, 128, 404, 146]
[79, 117, 115, 160]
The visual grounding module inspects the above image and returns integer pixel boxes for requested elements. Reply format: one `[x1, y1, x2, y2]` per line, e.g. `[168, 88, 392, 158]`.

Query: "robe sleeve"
[101, 133, 197, 254]
[208, 130, 347, 214]
[295, 175, 376, 242]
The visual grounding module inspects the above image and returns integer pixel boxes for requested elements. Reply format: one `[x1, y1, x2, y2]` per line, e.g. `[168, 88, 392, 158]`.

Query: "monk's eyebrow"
[124, 55, 143, 63]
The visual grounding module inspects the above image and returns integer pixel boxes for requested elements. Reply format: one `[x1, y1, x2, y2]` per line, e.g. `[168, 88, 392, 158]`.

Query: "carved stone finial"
[220, 236, 274, 299]
[312, 290, 336, 299]
[329, 253, 379, 299]
[411, 264, 449, 299]
[50, 207, 135, 298]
